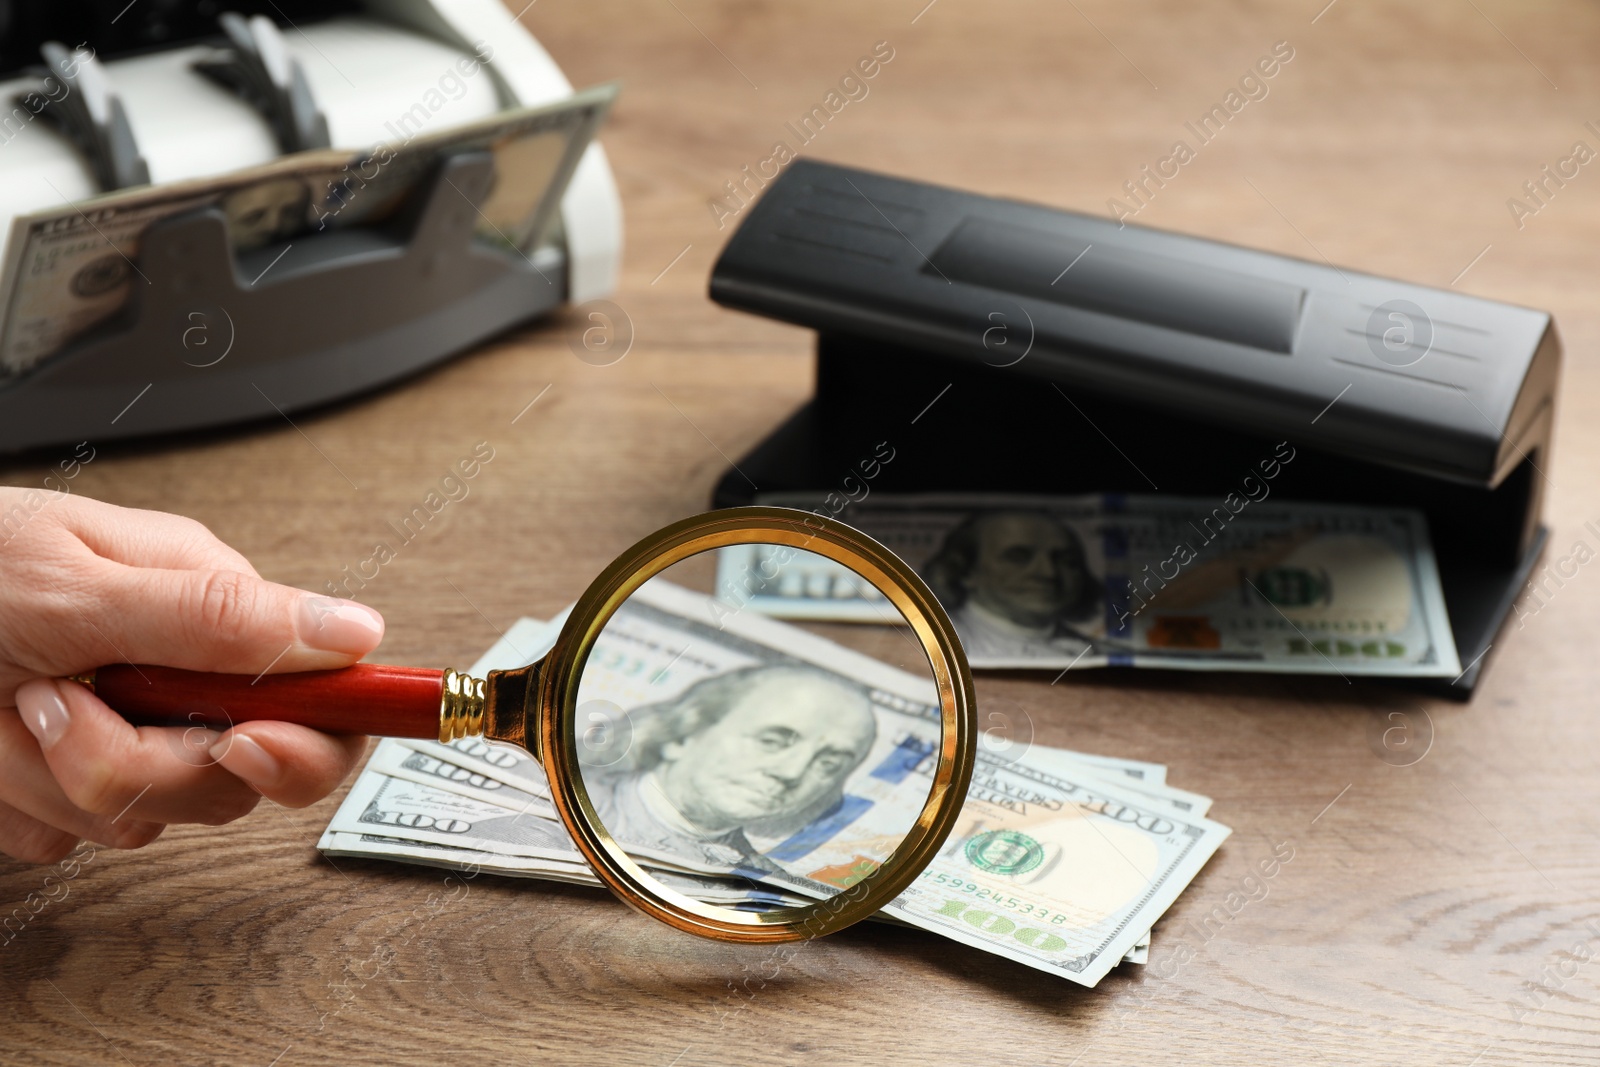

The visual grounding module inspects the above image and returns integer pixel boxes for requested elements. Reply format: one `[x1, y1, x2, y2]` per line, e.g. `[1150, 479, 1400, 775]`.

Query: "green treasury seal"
[964, 829, 1045, 876]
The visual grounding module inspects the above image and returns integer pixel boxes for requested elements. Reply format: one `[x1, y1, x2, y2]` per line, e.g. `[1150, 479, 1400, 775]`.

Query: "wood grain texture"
[4, 1, 1600, 1063]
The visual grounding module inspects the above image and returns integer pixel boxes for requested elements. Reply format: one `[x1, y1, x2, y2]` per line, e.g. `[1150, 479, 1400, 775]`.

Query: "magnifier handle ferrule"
[82, 663, 483, 741]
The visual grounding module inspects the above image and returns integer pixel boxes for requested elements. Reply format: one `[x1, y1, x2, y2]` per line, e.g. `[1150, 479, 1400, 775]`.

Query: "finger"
[17, 679, 262, 826]
[210, 723, 369, 808]
[53, 495, 259, 575]
[0, 797, 80, 865]
[79, 559, 383, 675]
[0, 709, 164, 849]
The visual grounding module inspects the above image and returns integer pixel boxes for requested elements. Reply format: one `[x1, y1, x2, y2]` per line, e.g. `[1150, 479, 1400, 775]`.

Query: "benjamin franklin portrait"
[922, 509, 1103, 660]
[579, 664, 878, 872]
[221, 177, 311, 252]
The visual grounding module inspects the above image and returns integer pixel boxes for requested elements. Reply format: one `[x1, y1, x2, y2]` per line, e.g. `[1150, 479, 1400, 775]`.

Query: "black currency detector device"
[707, 159, 1560, 699]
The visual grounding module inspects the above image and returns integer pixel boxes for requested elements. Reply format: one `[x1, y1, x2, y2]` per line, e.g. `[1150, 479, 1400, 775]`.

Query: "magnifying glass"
[80, 507, 976, 944]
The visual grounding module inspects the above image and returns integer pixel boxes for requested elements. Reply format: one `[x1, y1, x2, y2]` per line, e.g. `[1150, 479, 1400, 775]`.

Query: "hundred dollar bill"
[371, 739, 555, 816]
[396, 720, 1164, 966]
[414, 735, 558, 797]
[329, 767, 579, 865]
[1024, 746, 1211, 817]
[1039, 749, 1164, 786]
[1121, 779, 1211, 819]
[317, 829, 595, 884]
[319, 618, 824, 903]
[324, 770, 808, 908]
[718, 492, 1461, 677]
[388, 692, 1172, 965]
[515, 581, 1226, 985]
[326, 603, 1209, 977]
[882, 752, 1226, 986]
[0, 83, 615, 376]
[348, 740, 1164, 964]
[317, 828, 800, 912]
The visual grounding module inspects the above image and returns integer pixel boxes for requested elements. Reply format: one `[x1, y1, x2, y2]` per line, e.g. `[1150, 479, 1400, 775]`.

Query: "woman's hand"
[0, 489, 384, 864]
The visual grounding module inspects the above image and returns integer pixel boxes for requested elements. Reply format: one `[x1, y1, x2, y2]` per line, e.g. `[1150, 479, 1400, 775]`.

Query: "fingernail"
[212, 734, 282, 789]
[297, 595, 384, 655]
[17, 679, 70, 749]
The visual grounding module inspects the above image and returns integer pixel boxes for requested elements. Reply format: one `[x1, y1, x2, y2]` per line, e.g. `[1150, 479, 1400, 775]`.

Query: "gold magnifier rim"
[533, 506, 976, 944]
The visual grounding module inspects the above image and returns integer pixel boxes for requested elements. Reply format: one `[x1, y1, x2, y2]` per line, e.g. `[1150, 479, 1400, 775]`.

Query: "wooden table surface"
[5, 1, 1600, 1063]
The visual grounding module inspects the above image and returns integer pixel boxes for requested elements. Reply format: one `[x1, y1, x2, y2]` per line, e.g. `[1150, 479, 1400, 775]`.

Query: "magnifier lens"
[567, 543, 943, 920]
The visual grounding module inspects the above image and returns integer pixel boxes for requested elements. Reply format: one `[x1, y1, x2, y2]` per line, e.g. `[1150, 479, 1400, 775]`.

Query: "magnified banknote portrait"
[582, 664, 879, 872]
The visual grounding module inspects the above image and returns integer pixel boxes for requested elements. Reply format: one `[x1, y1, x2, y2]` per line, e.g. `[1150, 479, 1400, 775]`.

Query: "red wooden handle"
[92, 663, 446, 738]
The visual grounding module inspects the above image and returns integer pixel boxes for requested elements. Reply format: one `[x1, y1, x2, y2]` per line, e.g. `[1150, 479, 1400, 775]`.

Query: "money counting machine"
[0, 0, 620, 452]
[708, 160, 1561, 698]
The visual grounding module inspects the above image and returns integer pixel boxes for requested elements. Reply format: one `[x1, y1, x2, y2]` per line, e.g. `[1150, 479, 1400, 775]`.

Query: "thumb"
[82, 563, 384, 674]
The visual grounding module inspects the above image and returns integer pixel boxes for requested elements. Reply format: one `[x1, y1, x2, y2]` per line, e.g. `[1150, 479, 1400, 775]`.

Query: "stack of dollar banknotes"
[323, 493, 1462, 986]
